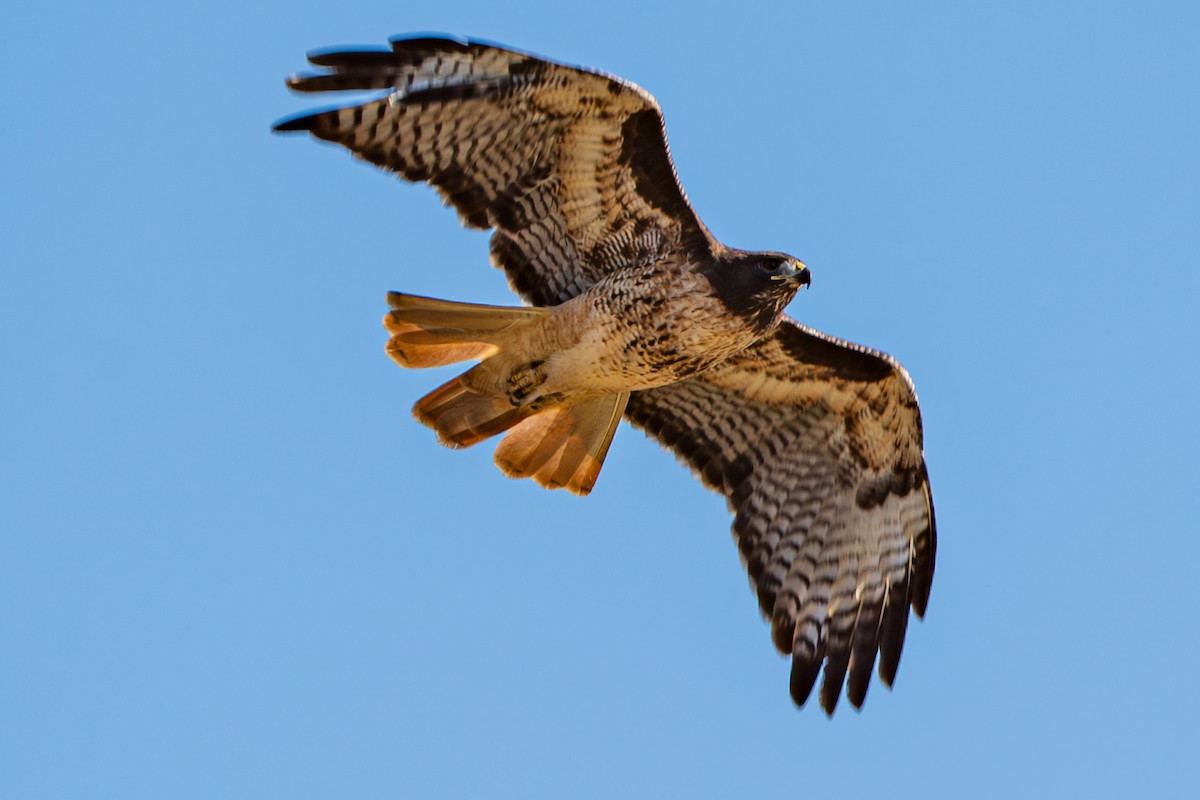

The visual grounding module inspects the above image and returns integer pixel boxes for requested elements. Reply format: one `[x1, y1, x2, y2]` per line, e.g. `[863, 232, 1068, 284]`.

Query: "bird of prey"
[275, 34, 936, 715]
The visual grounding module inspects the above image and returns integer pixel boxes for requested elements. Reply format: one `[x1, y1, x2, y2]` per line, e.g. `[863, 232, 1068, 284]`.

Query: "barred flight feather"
[276, 34, 936, 716]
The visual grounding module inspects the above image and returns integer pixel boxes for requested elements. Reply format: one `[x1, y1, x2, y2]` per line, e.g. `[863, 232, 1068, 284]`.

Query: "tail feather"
[383, 292, 547, 369]
[494, 393, 629, 495]
[414, 368, 535, 448]
[386, 291, 626, 493]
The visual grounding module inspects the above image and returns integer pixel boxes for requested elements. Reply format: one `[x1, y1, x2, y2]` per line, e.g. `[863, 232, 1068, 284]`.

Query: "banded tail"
[383, 292, 628, 495]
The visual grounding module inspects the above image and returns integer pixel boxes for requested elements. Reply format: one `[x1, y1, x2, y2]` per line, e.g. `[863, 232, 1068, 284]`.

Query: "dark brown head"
[706, 250, 811, 332]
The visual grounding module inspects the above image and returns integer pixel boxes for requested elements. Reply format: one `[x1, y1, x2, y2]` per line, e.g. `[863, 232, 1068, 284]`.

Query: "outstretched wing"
[274, 35, 716, 306]
[624, 319, 936, 715]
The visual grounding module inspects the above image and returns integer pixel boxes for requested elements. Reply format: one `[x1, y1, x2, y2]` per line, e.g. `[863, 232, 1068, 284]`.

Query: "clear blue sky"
[4, 1, 1198, 797]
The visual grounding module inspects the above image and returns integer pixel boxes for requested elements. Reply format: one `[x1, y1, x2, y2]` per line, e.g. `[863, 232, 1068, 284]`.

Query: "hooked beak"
[771, 259, 811, 289]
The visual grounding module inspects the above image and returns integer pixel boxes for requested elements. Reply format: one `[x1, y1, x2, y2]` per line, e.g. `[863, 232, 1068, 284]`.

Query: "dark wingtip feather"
[846, 667, 872, 709]
[819, 650, 850, 716]
[911, 477, 938, 617]
[877, 580, 911, 687]
[272, 112, 318, 133]
[286, 71, 402, 94]
[388, 32, 471, 52]
[912, 538, 936, 619]
[910, 565, 933, 617]
[305, 45, 392, 68]
[816, 623, 854, 714]
[790, 657, 822, 710]
[846, 603, 884, 708]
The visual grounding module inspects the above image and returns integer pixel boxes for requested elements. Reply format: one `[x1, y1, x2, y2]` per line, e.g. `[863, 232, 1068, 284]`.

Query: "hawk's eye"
[758, 257, 784, 274]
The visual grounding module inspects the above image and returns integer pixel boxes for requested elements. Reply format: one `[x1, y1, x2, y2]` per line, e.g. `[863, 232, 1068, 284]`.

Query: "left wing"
[624, 319, 936, 714]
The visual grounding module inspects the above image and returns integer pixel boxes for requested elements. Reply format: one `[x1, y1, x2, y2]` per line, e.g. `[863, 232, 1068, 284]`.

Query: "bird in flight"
[275, 34, 936, 715]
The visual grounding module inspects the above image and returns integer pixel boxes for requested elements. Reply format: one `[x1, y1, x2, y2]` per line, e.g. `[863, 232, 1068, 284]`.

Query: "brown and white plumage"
[275, 34, 936, 715]
[625, 323, 935, 711]
[275, 35, 712, 306]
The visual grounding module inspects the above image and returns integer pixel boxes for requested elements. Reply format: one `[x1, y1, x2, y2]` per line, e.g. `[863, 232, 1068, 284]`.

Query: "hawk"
[275, 34, 936, 715]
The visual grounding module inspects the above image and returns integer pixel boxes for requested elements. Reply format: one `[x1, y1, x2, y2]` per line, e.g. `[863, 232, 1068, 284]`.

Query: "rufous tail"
[412, 366, 538, 448]
[383, 292, 626, 495]
[492, 393, 629, 495]
[384, 291, 547, 368]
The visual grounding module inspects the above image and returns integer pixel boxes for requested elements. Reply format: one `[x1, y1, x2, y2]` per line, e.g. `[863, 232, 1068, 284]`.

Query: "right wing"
[274, 35, 717, 306]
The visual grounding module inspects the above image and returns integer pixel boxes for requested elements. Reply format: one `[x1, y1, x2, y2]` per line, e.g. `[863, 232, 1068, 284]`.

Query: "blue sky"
[4, 1, 1199, 797]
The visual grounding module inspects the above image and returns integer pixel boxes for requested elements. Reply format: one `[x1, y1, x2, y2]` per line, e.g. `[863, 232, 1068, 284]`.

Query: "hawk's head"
[709, 251, 811, 332]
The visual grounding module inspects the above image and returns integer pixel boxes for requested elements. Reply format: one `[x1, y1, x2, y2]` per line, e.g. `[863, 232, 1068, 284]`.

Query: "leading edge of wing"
[272, 33, 657, 130]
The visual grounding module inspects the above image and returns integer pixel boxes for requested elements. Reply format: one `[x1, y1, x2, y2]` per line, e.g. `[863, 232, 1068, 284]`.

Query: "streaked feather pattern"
[276, 34, 936, 715]
[276, 35, 714, 306]
[626, 320, 935, 713]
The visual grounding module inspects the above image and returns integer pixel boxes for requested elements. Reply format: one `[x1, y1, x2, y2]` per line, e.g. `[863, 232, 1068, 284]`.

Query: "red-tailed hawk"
[275, 34, 936, 715]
